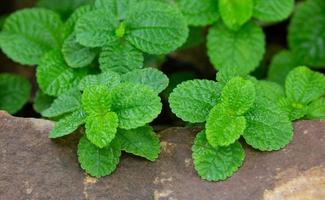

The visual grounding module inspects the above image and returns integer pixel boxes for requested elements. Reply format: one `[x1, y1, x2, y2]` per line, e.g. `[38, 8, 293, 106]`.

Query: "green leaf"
[277, 97, 306, 121]
[206, 104, 246, 147]
[216, 67, 251, 84]
[117, 126, 160, 161]
[207, 22, 265, 73]
[111, 83, 162, 129]
[121, 68, 169, 94]
[192, 131, 245, 181]
[125, 0, 189, 54]
[49, 109, 86, 138]
[219, 0, 253, 30]
[36, 50, 88, 96]
[95, 0, 137, 20]
[0, 8, 63, 65]
[81, 85, 112, 115]
[77, 135, 121, 177]
[33, 90, 55, 113]
[79, 72, 121, 91]
[75, 9, 119, 47]
[255, 81, 284, 102]
[99, 41, 144, 74]
[288, 0, 325, 67]
[174, 0, 219, 26]
[306, 98, 325, 119]
[0, 73, 31, 114]
[169, 80, 222, 123]
[221, 77, 256, 115]
[253, 0, 294, 22]
[42, 89, 82, 118]
[85, 112, 119, 148]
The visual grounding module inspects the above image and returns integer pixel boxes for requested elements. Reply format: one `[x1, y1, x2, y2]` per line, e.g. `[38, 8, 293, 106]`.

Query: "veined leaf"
[33, 90, 55, 113]
[253, 0, 294, 22]
[306, 98, 325, 119]
[79, 72, 121, 91]
[81, 85, 113, 115]
[95, 0, 138, 20]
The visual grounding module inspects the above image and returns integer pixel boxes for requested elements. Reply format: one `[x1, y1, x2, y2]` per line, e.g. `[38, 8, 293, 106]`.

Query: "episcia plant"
[169, 66, 325, 181]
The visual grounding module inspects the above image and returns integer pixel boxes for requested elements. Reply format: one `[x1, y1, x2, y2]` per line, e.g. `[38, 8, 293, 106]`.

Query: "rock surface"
[0, 111, 324, 200]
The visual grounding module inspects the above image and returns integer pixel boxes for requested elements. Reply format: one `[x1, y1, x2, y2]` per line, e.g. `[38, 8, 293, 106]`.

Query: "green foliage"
[78, 72, 121, 91]
[306, 98, 325, 119]
[33, 90, 55, 113]
[253, 0, 294, 22]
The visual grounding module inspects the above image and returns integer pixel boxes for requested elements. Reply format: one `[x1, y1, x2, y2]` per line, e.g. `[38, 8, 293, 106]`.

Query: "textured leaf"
[253, 0, 294, 22]
[99, 41, 143, 74]
[121, 68, 169, 94]
[169, 80, 222, 123]
[63, 5, 93, 37]
[206, 104, 246, 147]
[306, 98, 325, 119]
[174, 0, 219, 26]
[42, 89, 82, 118]
[0, 74, 31, 114]
[79, 72, 121, 91]
[78, 136, 121, 177]
[207, 22, 265, 73]
[49, 109, 86, 138]
[33, 90, 55, 113]
[111, 83, 162, 129]
[0, 8, 63, 65]
[216, 67, 251, 84]
[85, 112, 119, 148]
[117, 126, 160, 161]
[255, 81, 284, 102]
[163, 71, 197, 98]
[125, 0, 188, 54]
[288, 0, 325, 67]
[192, 131, 245, 181]
[95, 0, 138, 20]
[81, 85, 112, 115]
[277, 97, 306, 121]
[219, 0, 253, 30]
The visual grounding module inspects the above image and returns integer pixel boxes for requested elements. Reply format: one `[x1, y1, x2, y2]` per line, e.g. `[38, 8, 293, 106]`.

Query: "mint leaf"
[111, 83, 162, 129]
[49, 109, 86, 138]
[207, 22, 265, 73]
[78, 72, 121, 91]
[255, 81, 284, 102]
[206, 104, 246, 147]
[85, 112, 119, 148]
[216, 67, 251, 84]
[192, 131, 245, 181]
[121, 68, 169, 94]
[0, 8, 63, 65]
[81, 85, 112, 115]
[117, 126, 160, 161]
[95, 0, 137, 20]
[0, 73, 31, 114]
[278, 97, 306, 121]
[125, 0, 188, 54]
[169, 80, 222, 123]
[306, 98, 325, 119]
[99, 41, 143, 74]
[77, 136, 121, 177]
[253, 0, 294, 22]
[33, 90, 55, 113]
[219, 0, 253, 30]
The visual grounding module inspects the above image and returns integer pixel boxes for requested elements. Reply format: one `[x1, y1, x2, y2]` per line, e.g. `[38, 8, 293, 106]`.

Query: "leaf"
[192, 131, 245, 181]
[0, 8, 63, 65]
[95, 0, 138, 20]
[49, 109, 86, 138]
[81, 85, 112, 115]
[111, 83, 162, 129]
[116, 126, 160, 161]
[99, 41, 144, 74]
[255, 81, 284, 102]
[33, 90, 55, 113]
[216, 67, 251, 84]
[169, 79, 222, 123]
[85, 112, 119, 148]
[219, 0, 253, 30]
[79, 72, 121, 91]
[121, 68, 169, 94]
[306, 98, 325, 119]
[206, 104, 246, 147]
[42, 89, 82, 118]
[125, 0, 189, 54]
[253, 0, 294, 22]
[174, 0, 219, 26]
[77, 135, 121, 177]
[221, 77, 256, 115]
[75, 9, 119, 47]
[36, 50, 88, 96]
[0, 73, 31, 114]
[207, 22, 265, 73]
[63, 5, 93, 37]
[288, 0, 325, 67]
[277, 97, 306, 121]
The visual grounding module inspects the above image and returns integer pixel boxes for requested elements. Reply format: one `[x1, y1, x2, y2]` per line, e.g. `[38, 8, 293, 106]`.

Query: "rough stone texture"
[0, 111, 324, 200]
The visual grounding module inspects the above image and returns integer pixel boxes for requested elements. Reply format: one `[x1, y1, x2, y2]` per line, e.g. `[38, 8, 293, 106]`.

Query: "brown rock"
[0, 111, 324, 200]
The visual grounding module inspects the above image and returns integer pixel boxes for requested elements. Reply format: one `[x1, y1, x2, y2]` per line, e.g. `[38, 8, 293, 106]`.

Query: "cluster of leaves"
[169, 66, 325, 181]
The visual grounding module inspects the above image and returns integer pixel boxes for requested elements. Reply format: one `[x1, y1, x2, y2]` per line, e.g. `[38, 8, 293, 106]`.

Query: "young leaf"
[207, 22, 265, 73]
[0, 74, 31, 114]
[81, 85, 112, 115]
[0, 8, 63, 65]
[206, 104, 246, 147]
[169, 80, 222, 123]
[219, 0, 253, 30]
[78, 136, 121, 177]
[255, 81, 284, 102]
[277, 97, 306, 121]
[85, 112, 119, 148]
[306, 98, 325, 119]
[99, 41, 144, 74]
[116, 126, 160, 161]
[95, 0, 137, 20]
[78, 72, 121, 91]
[121, 68, 169, 94]
[33, 90, 55, 113]
[192, 131, 245, 181]
[216, 67, 251, 84]
[253, 0, 294, 22]
[111, 83, 162, 129]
